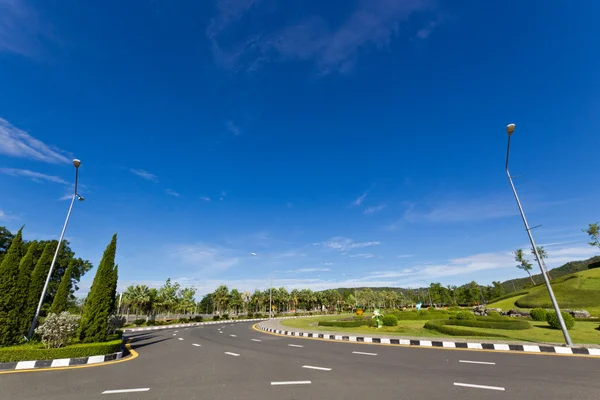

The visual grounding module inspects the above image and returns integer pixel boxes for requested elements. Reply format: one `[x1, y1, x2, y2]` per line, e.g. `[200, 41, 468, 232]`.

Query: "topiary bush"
[193, 316, 203, 322]
[222, 314, 229, 320]
[546, 311, 575, 330]
[247, 312, 254, 318]
[424, 320, 506, 337]
[456, 311, 476, 320]
[486, 310, 501, 318]
[0, 339, 123, 362]
[133, 319, 145, 326]
[318, 320, 365, 328]
[212, 315, 220, 321]
[530, 308, 548, 321]
[382, 315, 398, 326]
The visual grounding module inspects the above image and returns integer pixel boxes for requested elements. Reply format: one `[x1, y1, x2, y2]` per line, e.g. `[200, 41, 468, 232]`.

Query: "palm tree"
[531, 246, 551, 280]
[124, 285, 150, 319]
[212, 285, 229, 314]
[290, 289, 299, 312]
[515, 249, 536, 285]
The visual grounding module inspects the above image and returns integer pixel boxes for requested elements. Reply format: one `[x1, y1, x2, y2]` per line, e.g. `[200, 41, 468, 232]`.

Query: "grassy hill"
[487, 266, 600, 316]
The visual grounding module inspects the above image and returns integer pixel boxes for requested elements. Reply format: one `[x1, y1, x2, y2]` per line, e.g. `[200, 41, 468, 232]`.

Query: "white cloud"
[166, 189, 180, 197]
[288, 268, 331, 273]
[397, 254, 414, 258]
[350, 253, 374, 259]
[0, 168, 68, 184]
[199, 196, 211, 202]
[226, 120, 241, 136]
[322, 236, 381, 251]
[0, 209, 16, 221]
[323, 262, 333, 266]
[364, 204, 386, 215]
[353, 191, 368, 206]
[171, 243, 239, 271]
[129, 169, 159, 182]
[0, 118, 71, 163]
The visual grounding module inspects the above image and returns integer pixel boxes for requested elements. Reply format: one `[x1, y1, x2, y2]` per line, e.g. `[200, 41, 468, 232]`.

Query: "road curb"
[257, 324, 600, 357]
[0, 349, 125, 372]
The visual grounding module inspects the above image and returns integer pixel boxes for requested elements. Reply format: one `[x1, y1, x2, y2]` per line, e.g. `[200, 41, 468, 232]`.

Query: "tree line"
[0, 227, 119, 347]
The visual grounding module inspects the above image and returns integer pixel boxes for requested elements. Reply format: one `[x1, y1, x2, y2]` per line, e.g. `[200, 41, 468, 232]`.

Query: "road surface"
[1, 321, 599, 399]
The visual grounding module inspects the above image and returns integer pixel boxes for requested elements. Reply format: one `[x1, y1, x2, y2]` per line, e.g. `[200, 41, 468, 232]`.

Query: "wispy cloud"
[226, 120, 241, 136]
[0, 168, 68, 184]
[353, 191, 368, 206]
[350, 253, 374, 259]
[171, 243, 240, 271]
[397, 254, 414, 258]
[364, 204, 386, 215]
[322, 236, 381, 252]
[0, 118, 71, 163]
[0, 0, 53, 58]
[129, 168, 159, 182]
[0, 209, 16, 221]
[416, 17, 442, 39]
[220, 190, 226, 201]
[199, 196, 212, 202]
[166, 189, 180, 197]
[288, 267, 331, 273]
[207, 0, 435, 75]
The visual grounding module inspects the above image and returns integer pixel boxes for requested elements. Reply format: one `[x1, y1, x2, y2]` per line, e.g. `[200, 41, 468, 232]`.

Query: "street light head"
[72, 159, 81, 168]
[77, 195, 85, 202]
[506, 124, 516, 136]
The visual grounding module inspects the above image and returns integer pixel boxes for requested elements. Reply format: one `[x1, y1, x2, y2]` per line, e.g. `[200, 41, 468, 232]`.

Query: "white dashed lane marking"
[454, 383, 505, 391]
[224, 352, 240, 357]
[230, 334, 237, 337]
[251, 339, 262, 342]
[178, 338, 184, 341]
[271, 381, 311, 386]
[352, 351, 377, 356]
[459, 360, 496, 365]
[192, 344, 201, 347]
[288, 344, 303, 348]
[302, 365, 331, 371]
[102, 388, 150, 394]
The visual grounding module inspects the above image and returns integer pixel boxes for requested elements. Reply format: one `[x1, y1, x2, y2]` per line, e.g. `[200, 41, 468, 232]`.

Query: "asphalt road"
[2, 321, 600, 399]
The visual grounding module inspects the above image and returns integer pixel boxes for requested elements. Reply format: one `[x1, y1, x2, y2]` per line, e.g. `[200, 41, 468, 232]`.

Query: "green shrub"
[546, 311, 575, 330]
[222, 314, 229, 320]
[247, 312, 254, 318]
[447, 306, 462, 311]
[0, 339, 123, 362]
[530, 308, 548, 321]
[212, 315, 220, 321]
[177, 318, 188, 323]
[456, 311, 476, 320]
[133, 319, 145, 326]
[486, 310, 501, 318]
[145, 320, 156, 326]
[452, 318, 531, 330]
[382, 315, 398, 326]
[192, 316, 203, 322]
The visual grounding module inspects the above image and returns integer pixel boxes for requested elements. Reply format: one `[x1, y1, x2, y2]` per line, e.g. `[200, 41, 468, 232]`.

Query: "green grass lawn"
[279, 315, 600, 345]
[487, 267, 600, 316]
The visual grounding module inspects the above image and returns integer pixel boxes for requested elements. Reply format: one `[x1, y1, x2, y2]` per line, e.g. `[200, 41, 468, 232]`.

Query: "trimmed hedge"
[0, 339, 123, 363]
[318, 320, 365, 328]
[456, 311, 476, 320]
[486, 310, 501, 318]
[451, 318, 531, 330]
[382, 315, 398, 326]
[530, 308, 548, 322]
[424, 320, 506, 337]
[547, 311, 575, 330]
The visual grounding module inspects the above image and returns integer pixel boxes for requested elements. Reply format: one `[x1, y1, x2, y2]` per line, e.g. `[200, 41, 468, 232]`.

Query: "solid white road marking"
[454, 383, 505, 391]
[178, 338, 184, 341]
[102, 388, 150, 394]
[271, 381, 311, 386]
[302, 365, 331, 371]
[174, 331, 178, 333]
[192, 343, 201, 347]
[224, 352, 240, 357]
[288, 344, 303, 348]
[459, 360, 496, 365]
[352, 351, 377, 356]
[251, 339, 262, 342]
[230, 334, 237, 337]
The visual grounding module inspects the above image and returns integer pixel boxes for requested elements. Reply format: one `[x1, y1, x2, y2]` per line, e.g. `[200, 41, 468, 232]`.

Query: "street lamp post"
[251, 253, 273, 319]
[505, 124, 573, 346]
[28, 159, 84, 339]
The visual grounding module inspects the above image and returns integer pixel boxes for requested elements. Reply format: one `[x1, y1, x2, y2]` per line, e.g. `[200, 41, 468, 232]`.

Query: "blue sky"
[1, 0, 599, 297]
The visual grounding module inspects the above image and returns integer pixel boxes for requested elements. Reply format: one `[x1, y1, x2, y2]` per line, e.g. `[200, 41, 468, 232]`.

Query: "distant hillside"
[498, 256, 600, 294]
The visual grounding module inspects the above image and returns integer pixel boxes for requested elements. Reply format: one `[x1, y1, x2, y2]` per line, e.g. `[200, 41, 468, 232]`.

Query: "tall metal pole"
[505, 127, 573, 346]
[28, 162, 82, 339]
[269, 263, 273, 319]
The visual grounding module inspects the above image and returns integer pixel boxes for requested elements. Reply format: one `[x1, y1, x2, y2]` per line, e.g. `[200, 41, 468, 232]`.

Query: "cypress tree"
[22, 242, 56, 333]
[15, 243, 37, 335]
[79, 234, 118, 343]
[0, 228, 24, 346]
[49, 261, 74, 314]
